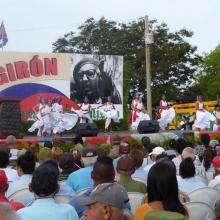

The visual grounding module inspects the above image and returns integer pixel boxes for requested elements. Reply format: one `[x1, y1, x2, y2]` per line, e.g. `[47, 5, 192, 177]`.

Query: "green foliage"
[53, 140, 75, 152]
[184, 45, 220, 102]
[127, 138, 143, 150]
[53, 17, 201, 108]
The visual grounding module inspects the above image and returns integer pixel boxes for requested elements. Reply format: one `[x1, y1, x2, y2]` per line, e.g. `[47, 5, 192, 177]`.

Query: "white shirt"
[177, 176, 206, 194]
[208, 175, 220, 188]
[0, 167, 19, 182]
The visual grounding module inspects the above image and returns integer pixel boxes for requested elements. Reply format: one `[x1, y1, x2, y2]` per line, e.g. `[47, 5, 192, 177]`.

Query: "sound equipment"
[0, 97, 22, 138]
[137, 120, 159, 134]
[75, 123, 98, 137]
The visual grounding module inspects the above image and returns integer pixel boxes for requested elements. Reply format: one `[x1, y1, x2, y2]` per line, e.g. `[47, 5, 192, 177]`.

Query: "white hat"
[149, 147, 165, 156]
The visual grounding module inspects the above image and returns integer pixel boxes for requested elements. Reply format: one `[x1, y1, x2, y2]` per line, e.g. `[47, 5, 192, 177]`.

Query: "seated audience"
[130, 149, 147, 183]
[67, 148, 97, 192]
[142, 143, 157, 166]
[208, 156, 220, 187]
[0, 170, 24, 211]
[134, 159, 188, 220]
[109, 135, 121, 158]
[6, 135, 18, 161]
[144, 146, 165, 178]
[165, 139, 177, 160]
[51, 147, 63, 163]
[69, 156, 116, 218]
[6, 151, 35, 198]
[172, 138, 187, 172]
[59, 153, 82, 181]
[0, 150, 19, 182]
[78, 182, 131, 220]
[0, 203, 20, 220]
[177, 158, 206, 194]
[17, 166, 79, 220]
[117, 156, 147, 193]
[28, 142, 40, 162]
[38, 147, 52, 164]
[113, 142, 130, 168]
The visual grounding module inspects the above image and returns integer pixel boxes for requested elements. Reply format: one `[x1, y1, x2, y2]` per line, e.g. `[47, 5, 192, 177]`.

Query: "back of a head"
[169, 139, 177, 150]
[40, 159, 59, 176]
[59, 152, 75, 171]
[0, 203, 20, 220]
[145, 210, 187, 220]
[181, 147, 195, 160]
[175, 138, 187, 154]
[81, 148, 98, 167]
[200, 134, 210, 148]
[148, 143, 157, 154]
[179, 157, 195, 179]
[43, 141, 53, 149]
[6, 135, 16, 145]
[147, 160, 186, 215]
[92, 156, 114, 182]
[31, 166, 58, 197]
[117, 156, 135, 175]
[0, 151, 9, 168]
[203, 149, 214, 171]
[129, 149, 144, 169]
[17, 151, 36, 174]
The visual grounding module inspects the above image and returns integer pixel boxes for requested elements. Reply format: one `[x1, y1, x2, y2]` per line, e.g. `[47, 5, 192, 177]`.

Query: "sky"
[1, 0, 220, 55]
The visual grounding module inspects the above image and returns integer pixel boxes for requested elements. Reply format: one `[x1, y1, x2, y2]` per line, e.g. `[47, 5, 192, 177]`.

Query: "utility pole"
[144, 15, 153, 118]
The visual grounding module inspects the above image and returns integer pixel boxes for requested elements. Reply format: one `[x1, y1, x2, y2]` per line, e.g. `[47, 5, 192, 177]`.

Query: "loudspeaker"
[75, 123, 98, 137]
[0, 97, 22, 138]
[137, 120, 159, 134]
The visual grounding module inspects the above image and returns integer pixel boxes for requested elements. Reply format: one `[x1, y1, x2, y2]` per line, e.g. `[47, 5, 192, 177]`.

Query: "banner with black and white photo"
[70, 54, 123, 119]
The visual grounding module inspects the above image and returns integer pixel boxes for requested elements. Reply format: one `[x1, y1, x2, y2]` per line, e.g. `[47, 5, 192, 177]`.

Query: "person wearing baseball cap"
[144, 146, 165, 179]
[78, 182, 131, 220]
[0, 170, 24, 211]
[208, 156, 220, 187]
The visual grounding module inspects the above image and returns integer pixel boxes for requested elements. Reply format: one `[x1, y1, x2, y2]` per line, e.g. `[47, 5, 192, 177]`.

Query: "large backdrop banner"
[0, 52, 123, 121]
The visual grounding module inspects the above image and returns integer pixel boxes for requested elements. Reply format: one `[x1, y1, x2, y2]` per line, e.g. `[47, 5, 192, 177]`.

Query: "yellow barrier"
[168, 101, 217, 129]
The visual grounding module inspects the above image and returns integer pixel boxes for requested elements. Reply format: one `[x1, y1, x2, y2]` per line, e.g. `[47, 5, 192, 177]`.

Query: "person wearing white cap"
[144, 147, 165, 180]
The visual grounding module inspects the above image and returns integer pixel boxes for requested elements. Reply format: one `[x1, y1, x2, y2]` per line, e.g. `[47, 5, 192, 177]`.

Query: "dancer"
[212, 104, 220, 131]
[129, 93, 140, 125]
[158, 94, 168, 119]
[131, 96, 150, 130]
[193, 95, 215, 130]
[52, 96, 78, 135]
[158, 102, 176, 130]
[72, 96, 93, 123]
[28, 97, 46, 136]
[97, 96, 119, 132]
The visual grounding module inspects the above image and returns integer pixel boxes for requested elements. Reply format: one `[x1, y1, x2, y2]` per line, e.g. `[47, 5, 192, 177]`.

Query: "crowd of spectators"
[0, 133, 219, 220]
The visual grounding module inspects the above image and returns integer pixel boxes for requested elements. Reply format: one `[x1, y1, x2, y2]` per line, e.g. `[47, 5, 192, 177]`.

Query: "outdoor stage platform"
[0, 130, 220, 147]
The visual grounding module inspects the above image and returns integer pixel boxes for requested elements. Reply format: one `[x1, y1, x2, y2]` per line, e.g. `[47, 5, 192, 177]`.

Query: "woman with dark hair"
[134, 160, 187, 220]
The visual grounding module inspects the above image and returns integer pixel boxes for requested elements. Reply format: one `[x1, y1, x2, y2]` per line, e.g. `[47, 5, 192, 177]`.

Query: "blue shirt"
[67, 166, 93, 192]
[17, 198, 79, 220]
[69, 188, 93, 218]
[132, 166, 148, 184]
[177, 176, 206, 194]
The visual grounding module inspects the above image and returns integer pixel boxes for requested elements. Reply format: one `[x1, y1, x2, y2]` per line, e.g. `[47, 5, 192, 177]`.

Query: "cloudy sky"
[1, 0, 219, 54]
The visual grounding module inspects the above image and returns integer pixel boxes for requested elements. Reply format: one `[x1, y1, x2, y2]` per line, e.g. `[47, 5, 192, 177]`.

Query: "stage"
[0, 130, 220, 147]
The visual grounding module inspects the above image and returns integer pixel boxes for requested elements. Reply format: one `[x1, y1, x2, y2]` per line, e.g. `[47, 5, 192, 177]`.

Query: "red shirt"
[0, 195, 24, 211]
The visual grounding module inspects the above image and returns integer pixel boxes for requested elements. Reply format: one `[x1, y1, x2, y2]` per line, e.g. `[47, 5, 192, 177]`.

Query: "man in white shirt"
[208, 156, 220, 187]
[0, 150, 18, 182]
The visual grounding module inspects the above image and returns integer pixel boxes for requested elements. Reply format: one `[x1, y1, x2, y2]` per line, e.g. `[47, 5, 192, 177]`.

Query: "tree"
[184, 45, 220, 102]
[52, 17, 201, 107]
